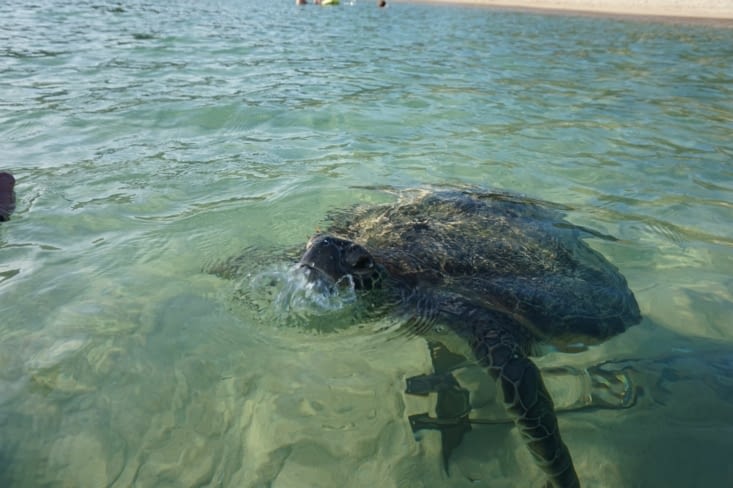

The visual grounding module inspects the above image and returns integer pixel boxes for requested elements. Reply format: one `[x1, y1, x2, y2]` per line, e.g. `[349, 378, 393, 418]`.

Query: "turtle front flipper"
[472, 328, 580, 488]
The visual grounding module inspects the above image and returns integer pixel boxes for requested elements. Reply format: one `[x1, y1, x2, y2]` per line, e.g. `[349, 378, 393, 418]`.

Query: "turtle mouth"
[299, 263, 336, 289]
[299, 263, 328, 281]
[298, 263, 354, 294]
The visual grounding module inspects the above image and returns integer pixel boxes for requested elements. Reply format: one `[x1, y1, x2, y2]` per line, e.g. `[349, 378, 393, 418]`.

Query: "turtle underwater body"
[298, 188, 641, 488]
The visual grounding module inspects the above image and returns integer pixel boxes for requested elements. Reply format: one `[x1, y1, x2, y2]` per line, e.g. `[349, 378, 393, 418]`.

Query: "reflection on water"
[1, 0, 733, 486]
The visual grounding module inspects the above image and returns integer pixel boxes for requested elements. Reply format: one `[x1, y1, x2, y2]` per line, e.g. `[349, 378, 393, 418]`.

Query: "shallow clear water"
[1, 0, 733, 486]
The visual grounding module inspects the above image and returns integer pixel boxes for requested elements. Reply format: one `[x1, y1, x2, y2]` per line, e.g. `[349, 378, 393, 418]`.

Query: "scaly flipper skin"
[473, 326, 579, 488]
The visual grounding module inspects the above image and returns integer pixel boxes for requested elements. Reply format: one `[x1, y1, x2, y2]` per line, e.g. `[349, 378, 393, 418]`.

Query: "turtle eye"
[353, 255, 373, 270]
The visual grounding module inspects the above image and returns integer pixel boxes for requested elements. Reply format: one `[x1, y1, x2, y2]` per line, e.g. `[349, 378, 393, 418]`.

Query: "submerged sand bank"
[396, 0, 733, 23]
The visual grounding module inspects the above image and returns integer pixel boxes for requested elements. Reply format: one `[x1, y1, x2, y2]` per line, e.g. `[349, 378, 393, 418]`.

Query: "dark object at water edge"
[0, 172, 16, 222]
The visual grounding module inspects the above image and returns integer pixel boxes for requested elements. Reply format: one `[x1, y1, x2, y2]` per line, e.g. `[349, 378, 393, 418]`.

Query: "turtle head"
[299, 234, 383, 291]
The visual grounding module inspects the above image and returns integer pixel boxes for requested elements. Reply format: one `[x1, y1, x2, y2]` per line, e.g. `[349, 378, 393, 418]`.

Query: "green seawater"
[1, 1, 732, 486]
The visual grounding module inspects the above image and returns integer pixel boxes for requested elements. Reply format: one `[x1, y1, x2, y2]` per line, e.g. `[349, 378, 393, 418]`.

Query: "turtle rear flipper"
[586, 363, 636, 409]
[473, 327, 580, 488]
[542, 364, 637, 411]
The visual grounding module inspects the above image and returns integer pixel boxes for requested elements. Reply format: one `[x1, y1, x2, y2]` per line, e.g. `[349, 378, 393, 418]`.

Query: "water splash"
[236, 263, 360, 332]
[268, 264, 357, 314]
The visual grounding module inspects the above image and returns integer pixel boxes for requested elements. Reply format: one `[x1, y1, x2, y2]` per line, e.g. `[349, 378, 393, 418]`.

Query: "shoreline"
[393, 0, 733, 26]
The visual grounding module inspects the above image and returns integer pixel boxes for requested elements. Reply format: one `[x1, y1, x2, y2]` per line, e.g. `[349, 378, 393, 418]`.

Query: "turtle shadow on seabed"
[407, 318, 733, 487]
[0, 172, 16, 222]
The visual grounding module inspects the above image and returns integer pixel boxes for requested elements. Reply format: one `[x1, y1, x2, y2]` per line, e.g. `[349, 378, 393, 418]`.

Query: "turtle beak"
[298, 263, 343, 296]
[299, 262, 324, 280]
[298, 260, 337, 287]
[298, 236, 344, 284]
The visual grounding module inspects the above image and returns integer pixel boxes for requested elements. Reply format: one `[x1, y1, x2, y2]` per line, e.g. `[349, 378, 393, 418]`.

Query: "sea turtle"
[296, 188, 641, 488]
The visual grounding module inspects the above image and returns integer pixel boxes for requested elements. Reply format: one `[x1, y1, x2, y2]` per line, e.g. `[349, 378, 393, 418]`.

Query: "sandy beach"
[396, 0, 733, 23]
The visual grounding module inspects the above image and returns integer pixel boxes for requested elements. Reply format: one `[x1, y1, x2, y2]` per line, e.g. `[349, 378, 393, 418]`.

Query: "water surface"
[1, 1, 733, 486]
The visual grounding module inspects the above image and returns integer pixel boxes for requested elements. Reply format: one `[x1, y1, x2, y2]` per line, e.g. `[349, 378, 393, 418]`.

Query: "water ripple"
[2, 1, 733, 486]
